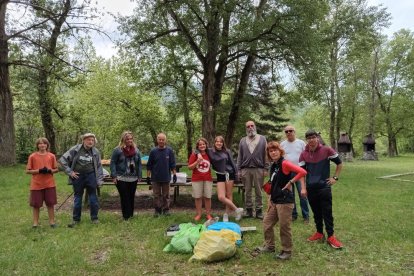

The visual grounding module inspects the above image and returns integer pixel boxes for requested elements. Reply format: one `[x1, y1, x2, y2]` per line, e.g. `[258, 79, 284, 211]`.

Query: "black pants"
[116, 180, 137, 219]
[307, 187, 334, 237]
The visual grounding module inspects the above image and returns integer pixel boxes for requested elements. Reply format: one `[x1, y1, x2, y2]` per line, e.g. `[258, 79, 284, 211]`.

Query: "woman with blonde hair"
[188, 138, 213, 221]
[110, 131, 142, 220]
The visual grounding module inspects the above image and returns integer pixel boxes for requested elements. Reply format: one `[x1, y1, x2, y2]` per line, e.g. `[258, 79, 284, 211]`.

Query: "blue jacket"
[59, 144, 104, 186]
[110, 147, 142, 179]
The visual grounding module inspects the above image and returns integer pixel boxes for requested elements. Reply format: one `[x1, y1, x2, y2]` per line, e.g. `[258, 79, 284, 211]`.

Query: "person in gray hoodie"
[59, 133, 103, 227]
[237, 121, 268, 219]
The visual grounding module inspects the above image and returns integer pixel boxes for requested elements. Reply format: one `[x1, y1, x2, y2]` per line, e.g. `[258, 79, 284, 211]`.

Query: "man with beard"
[237, 121, 268, 219]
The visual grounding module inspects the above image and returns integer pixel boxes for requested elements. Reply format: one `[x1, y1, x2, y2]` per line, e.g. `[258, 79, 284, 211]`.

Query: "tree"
[376, 30, 414, 156]
[119, 0, 327, 144]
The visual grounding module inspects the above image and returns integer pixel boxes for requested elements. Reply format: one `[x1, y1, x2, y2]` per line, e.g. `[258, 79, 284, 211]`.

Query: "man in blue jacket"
[146, 133, 177, 217]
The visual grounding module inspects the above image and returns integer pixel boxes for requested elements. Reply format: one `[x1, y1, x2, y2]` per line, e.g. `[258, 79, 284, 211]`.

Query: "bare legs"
[217, 181, 237, 212]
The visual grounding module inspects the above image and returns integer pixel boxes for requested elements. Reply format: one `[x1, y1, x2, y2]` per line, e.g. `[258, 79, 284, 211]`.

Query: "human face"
[214, 139, 223, 150]
[268, 148, 281, 161]
[157, 134, 166, 148]
[83, 137, 95, 149]
[197, 141, 207, 153]
[284, 127, 296, 141]
[245, 121, 257, 137]
[124, 134, 134, 147]
[37, 141, 48, 152]
[306, 135, 319, 149]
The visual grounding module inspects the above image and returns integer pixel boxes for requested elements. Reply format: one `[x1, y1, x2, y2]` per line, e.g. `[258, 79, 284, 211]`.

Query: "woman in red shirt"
[188, 138, 213, 221]
[26, 138, 59, 228]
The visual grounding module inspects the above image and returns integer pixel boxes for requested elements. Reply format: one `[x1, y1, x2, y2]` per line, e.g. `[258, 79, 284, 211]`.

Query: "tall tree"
[376, 30, 414, 156]
[120, 0, 327, 144]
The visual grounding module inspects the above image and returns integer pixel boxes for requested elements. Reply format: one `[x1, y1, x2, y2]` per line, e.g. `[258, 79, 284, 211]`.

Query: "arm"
[188, 153, 199, 170]
[95, 150, 104, 185]
[136, 151, 142, 180]
[109, 148, 118, 181]
[59, 147, 75, 176]
[327, 150, 343, 185]
[282, 160, 307, 193]
[227, 149, 237, 175]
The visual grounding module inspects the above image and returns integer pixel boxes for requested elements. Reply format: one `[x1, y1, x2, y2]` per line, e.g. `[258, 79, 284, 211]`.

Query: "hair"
[196, 137, 209, 151]
[35, 137, 50, 151]
[214, 135, 227, 151]
[118, 131, 137, 148]
[266, 141, 285, 160]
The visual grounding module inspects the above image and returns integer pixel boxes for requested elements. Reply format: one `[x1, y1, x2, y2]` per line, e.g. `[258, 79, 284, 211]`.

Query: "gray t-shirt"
[74, 146, 95, 174]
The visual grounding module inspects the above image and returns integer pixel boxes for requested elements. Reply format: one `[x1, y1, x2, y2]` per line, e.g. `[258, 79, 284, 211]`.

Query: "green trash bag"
[189, 229, 240, 262]
[163, 223, 206, 253]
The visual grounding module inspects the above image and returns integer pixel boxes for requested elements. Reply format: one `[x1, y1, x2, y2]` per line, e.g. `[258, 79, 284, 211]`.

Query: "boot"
[243, 208, 253, 218]
[255, 208, 263, 220]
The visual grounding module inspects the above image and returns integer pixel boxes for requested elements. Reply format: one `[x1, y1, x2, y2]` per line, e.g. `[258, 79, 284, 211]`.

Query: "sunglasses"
[284, 130, 294, 133]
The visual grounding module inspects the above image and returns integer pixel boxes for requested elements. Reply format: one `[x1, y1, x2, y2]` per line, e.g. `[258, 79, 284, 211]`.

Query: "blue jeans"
[72, 171, 99, 221]
[291, 173, 309, 220]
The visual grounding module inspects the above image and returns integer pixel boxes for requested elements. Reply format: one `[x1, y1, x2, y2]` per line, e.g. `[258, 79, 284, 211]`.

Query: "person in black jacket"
[254, 141, 307, 260]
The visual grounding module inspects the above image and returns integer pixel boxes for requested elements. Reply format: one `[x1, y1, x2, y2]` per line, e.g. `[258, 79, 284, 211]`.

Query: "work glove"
[146, 176, 151, 185]
[173, 174, 177, 184]
[39, 167, 48, 174]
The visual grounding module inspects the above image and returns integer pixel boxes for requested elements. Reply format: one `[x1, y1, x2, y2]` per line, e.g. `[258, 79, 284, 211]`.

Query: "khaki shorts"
[192, 181, 213, 198]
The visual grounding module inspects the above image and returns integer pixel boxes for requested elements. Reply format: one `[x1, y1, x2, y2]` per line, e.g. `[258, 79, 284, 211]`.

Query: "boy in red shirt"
[26, 138, 59, 228]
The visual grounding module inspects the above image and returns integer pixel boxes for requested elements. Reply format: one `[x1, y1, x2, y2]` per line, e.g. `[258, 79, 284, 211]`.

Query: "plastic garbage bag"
[189, 229, 241, 262]
[207, 221, 242, 246]
[163, 223, 206, 253]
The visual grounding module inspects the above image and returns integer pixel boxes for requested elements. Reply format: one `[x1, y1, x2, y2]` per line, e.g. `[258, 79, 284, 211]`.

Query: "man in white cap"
[59, 133, 104, 227]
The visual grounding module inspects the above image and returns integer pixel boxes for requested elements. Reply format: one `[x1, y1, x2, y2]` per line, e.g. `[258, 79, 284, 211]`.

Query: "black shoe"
[163, 209, 170, 216]
[292, 216, 298, 221]
[255, 209, 263, 220]
[243, 208, 253, 218]
[68, 221, 80, 228]
[91, 219, 99, 225]
[50, 224, 58, 228]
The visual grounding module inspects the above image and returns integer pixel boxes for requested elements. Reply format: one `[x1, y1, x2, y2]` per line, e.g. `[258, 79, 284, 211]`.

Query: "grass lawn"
[1, 155, 413, 275]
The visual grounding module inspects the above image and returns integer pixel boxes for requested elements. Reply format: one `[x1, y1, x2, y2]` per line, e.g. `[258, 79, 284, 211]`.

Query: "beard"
[246, 128, 257, 137]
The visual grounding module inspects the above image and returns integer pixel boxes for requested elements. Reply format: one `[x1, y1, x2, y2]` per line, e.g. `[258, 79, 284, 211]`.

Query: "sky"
[92, 0, 414, 58]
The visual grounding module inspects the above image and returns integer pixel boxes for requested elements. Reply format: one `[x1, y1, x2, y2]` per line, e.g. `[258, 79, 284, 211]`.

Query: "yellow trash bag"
[189, 229, 241, 262]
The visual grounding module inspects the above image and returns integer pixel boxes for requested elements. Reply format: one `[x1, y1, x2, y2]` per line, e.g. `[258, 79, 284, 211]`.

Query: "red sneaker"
[327, 235, 343, 249]
[206, 214, 213, 221]
[194, 214, 202, 221]
[307, 232, 324, 242]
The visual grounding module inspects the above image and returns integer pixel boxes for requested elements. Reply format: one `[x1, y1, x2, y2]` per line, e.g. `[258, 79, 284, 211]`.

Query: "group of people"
[25, 121, 344, 260]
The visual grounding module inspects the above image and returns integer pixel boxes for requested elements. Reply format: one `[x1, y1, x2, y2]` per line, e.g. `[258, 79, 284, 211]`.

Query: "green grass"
[1, 156, 414, 275]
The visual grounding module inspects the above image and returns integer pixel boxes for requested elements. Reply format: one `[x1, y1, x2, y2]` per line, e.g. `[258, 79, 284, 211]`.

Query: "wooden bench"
[100, 176, 244, 203]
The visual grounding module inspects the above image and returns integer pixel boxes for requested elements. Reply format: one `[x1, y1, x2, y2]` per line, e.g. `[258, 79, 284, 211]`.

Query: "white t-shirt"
[280, 139, 306, 165]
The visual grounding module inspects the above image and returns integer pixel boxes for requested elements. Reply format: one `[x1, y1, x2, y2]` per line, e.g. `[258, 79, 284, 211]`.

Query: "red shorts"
[30, 187, 57, 208]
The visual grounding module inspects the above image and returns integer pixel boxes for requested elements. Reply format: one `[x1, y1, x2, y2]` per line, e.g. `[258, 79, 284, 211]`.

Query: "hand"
[327, 177, 337, 185]
[39, 167, 48, 174]
[300, 188, 307, 198]
[173, 174, 177, 183]
[70, 171, 79, 179]
[146, 176, 151, 185]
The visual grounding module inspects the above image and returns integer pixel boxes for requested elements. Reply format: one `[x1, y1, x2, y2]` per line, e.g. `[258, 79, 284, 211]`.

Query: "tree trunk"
[329, 43, 338, 149]
[0, 0, 16, 165]
[225, 55, 256, 147]
[38, 67, 56, 153]
[180, 77, 193, 159]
